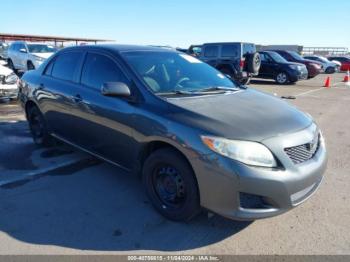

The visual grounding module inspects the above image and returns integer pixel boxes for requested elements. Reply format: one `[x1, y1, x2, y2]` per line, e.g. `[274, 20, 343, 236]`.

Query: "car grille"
[284, 133, 320, 164]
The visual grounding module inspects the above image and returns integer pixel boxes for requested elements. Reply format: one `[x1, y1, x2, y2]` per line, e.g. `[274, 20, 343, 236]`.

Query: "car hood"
[0, 64, 14, 76]
[31, 52, 54, 59]
[166, 89, 312, 142]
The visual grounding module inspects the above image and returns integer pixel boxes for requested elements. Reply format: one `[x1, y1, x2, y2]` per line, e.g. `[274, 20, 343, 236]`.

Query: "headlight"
[288, 64, 298, 70]
[201, 136, 277, 167]
[4, 73, 18, 84]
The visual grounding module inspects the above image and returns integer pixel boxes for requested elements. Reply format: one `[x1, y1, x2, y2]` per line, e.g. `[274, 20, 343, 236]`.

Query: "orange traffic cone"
[324, 76, 331, 88]
[343, 70, 349, 82]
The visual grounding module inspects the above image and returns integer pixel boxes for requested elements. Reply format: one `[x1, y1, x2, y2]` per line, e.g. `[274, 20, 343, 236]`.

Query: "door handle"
[72, 94, 83, 103]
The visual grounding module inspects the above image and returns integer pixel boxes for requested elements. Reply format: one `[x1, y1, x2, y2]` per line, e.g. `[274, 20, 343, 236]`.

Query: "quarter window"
[51, 52, 83, 81]
[204, 46, 219, 57]
[81, 53, 128, 90]
[221, 44, 239, 58]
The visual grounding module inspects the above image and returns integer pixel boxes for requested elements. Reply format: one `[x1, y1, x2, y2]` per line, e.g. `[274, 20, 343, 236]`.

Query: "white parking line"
[295, 87, 325, 97]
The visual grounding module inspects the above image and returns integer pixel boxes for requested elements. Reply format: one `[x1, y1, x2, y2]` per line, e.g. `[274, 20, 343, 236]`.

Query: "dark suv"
[257, 51, 308, 84]
[189, 42, 261, 84]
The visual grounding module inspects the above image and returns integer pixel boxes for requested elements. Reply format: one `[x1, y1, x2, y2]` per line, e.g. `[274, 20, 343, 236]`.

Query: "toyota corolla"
[18, 45, 327, 221]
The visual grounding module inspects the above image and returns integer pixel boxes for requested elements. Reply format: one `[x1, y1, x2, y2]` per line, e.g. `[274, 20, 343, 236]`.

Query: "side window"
[18, 44, 25, 51]
[204, 46, 219, 57]
[44, 59, 55, 76]
[260, 53, 267, 62]
[221, 45, 239, 58]
[81, 53, 128, 90]
[51, 52, 83, 82]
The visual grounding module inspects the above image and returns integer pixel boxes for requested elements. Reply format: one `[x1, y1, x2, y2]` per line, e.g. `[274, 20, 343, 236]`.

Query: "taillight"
[239, 59, 245, 69]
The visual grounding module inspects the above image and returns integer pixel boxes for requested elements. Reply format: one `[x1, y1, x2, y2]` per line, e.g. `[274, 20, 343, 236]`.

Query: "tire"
[325, 67, 335, 74]
[142, 148, 201, 221]
[246, 52, 261, 74]
[27, 61, 35, 71]
[27, 106, 53, 147]
[275, 72, 289, 84]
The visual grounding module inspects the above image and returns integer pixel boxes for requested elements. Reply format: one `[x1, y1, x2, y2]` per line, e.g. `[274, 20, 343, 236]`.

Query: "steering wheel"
[174, 77, 190, 89]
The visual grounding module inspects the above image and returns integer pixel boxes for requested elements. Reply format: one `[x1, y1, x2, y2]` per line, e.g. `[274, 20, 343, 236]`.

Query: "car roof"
[61, 44, 177, 53]
[203, 42, 255, 45]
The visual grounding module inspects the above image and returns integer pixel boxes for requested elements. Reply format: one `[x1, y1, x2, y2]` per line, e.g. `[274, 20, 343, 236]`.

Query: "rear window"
[242, 44, 256, 55]
[204, 45, 219, 57]
[51, 52, 83, 82]
[221, 44, 240, 58]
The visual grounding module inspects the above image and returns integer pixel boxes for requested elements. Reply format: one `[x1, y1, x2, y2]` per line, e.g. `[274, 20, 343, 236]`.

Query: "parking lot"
[0, 73, 349, 255]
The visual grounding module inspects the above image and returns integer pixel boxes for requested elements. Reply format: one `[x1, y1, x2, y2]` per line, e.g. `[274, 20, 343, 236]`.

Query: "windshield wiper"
[157, 90, 195, 95]
[196, 86, 240, 92]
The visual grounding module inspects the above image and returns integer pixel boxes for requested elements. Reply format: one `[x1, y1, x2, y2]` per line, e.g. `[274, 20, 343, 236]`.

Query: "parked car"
[257, 51, 308, 84]
[270, 50, 322, 78]
[19, 45, 327, 222]
[0, 42, 9, 60]
[303, 55, 339, 73]
[193, 42, 261, 84]
[7, 41, 56, 72]
[0, 64, 18, 100]
[327, 56, 350, 71]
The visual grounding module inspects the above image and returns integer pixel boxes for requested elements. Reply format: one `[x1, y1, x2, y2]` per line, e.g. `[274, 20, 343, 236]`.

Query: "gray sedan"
[18, 45, 327, 221]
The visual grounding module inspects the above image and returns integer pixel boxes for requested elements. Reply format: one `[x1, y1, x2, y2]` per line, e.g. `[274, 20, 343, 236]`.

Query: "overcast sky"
[1, 0, 349, 49]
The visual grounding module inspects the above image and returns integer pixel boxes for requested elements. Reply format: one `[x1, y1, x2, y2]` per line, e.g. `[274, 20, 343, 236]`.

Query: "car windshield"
[27, 44, 55, 53]
[268, 52, 287, 63]
[122, 51, 238, 94]
[287, 51, 304, 60]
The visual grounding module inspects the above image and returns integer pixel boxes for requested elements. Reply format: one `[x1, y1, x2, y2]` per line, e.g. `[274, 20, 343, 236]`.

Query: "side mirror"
[101, 82, 131, 97]
[19, 48, 27, 53]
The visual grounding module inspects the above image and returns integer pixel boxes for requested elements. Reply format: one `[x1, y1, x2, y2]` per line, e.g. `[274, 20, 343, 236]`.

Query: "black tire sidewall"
[27, 106, 52, 147]
[142, 148, 200, 221]
[276, 72, 289, 84]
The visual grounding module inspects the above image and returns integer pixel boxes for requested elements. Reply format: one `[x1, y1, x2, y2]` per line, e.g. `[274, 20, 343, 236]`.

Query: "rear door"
[200, 45, 219, 67]
[258, 53, 271, 77]
[38, 51, 85, 142]
[17, 43, 27, 70]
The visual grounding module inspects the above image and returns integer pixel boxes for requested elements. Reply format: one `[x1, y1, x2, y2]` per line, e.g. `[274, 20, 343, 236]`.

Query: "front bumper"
[191, 123, 327, 220]
[0, 84, 18, 99]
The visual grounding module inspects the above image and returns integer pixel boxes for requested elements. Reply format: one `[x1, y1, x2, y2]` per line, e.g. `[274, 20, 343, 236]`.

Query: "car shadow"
[250, 79, 297, 86]
[0, 120, 252, 251]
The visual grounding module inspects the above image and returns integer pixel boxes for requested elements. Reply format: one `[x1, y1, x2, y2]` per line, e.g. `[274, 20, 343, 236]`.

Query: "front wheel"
[275, 72, 289, 84]
[142, 148, 201, 221]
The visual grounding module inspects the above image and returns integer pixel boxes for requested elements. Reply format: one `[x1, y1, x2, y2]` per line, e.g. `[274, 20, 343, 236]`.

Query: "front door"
[71, 52, 137, 169]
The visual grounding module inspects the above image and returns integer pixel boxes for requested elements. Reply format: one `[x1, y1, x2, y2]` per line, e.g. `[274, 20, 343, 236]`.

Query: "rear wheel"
[142, 148, 201, 221]
[27, 106, 53, 147]
[275, 72, 289, 84]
